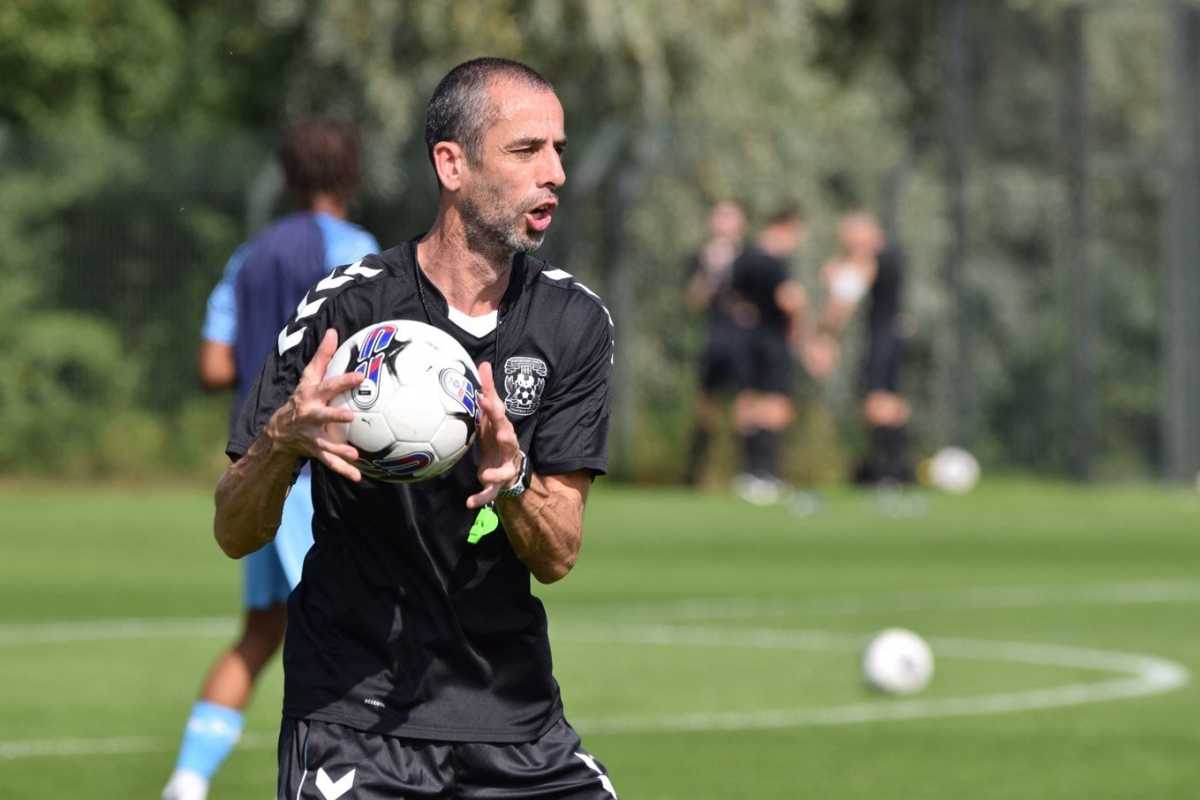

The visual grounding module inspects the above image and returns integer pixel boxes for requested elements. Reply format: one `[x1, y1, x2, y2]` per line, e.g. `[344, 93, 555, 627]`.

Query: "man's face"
[458, 81, 566, 255]
[709, 201, 745, 241]
[768, 218, 806, 257]
[839, 214, 884, 257]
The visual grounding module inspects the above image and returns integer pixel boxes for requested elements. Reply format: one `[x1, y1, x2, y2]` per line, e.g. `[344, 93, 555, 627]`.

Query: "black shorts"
[698, 325, 748, 393]
[278, 716, 618, 799]
[743, 326, 793, 394]
[863, 330, 903, 393]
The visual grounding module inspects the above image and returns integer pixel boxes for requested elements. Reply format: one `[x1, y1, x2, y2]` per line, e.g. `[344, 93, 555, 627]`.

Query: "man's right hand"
[265, 329, 365, 482]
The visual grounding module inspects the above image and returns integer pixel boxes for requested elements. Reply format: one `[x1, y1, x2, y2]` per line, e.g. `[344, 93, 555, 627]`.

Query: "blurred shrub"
[0, 312, 134, 475]
[169, 394, 236, 478]
[96, 411, 168, 477]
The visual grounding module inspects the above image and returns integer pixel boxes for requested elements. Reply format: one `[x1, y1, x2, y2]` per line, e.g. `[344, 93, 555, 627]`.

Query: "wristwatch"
[497, 450, 530, 498]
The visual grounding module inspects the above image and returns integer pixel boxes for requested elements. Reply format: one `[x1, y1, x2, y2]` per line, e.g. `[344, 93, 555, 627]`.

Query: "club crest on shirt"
[503, 356, 548, 417]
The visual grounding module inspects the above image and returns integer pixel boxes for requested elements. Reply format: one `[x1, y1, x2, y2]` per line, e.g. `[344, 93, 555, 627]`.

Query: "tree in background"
[0, 0, 1184, 480]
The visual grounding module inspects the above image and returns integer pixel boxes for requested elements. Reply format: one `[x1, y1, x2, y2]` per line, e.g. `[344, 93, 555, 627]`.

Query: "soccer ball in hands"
[323, 320, 482, 482]
[862, 628, 935, 695]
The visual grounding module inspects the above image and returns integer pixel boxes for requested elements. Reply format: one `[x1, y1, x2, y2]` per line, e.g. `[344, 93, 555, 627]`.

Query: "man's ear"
[432, 141, 468, 192]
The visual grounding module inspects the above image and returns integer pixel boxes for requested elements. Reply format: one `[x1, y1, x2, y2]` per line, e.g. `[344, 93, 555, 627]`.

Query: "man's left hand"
[467, 361, 523, 509]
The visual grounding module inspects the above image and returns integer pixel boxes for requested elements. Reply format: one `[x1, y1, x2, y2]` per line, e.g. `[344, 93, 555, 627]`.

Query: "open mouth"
[526, 200, 557, 232]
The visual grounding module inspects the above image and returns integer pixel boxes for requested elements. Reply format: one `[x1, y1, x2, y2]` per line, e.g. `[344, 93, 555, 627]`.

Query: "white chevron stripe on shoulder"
[536, 267, 616, 363]
[276, 258, 384, 356]
[572, 280, 614, 329]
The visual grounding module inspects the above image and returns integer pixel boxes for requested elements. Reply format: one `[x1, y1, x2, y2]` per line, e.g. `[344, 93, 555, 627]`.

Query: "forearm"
[685, 275, 716, 312]
[198, 341, 236, 391]
[819, 301, 857, 337]
[214, 433, 303, 559]
[496, 474, 585, 584]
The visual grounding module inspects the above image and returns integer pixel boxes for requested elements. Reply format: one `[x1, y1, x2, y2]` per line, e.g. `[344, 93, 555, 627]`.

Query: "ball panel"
[379, 382, 447, 442]
[429, 416, 472, 461]
[345, 411, 398, 454]
[321, 319, 482, 484]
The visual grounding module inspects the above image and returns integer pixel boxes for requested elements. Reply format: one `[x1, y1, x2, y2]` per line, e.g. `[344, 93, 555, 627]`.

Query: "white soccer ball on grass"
[926, 446, 981, 494]
[324, 319, 482, 482]
[862, 628, 935, 695]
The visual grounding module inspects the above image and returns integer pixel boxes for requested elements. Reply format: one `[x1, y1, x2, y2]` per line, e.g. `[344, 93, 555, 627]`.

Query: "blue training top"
[201, 211, 379, 429]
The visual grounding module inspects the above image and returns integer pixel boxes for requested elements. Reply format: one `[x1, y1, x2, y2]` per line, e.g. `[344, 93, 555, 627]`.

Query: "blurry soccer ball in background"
[862, 628, 935, 695]
[324, 320, 482, 482]
[924, 446, 981, 494]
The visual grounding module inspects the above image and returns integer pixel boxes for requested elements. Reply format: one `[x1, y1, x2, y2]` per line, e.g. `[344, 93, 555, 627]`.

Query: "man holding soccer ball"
[214, 58, 617, 798]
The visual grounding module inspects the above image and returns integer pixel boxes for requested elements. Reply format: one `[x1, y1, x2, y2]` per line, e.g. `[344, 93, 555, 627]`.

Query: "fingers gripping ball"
[323, 320, 483, 482]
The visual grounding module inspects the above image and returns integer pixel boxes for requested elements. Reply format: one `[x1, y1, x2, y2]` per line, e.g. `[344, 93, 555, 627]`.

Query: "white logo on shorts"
[315, 767, 356, 800]
[575, 752, 617, 798]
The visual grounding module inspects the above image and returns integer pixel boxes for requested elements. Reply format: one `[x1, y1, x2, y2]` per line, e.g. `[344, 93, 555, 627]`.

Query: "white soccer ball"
[862, 628, 934, 695]
[927, 446, 981, 494]
[324, 320, 482, 483]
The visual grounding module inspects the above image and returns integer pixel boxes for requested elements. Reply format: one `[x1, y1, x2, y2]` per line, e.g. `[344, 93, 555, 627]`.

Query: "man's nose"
[539, 149, 566, 189]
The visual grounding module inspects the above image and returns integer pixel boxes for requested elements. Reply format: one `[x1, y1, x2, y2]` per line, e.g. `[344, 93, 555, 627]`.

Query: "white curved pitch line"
[2, 580, 1195, 647]
[560, 625, 1190, 734]
[0, 733, 276, 761]
[574, 580, 1200, 623]
[0, 617, 235, 646]
[0, 622, 1187, 758]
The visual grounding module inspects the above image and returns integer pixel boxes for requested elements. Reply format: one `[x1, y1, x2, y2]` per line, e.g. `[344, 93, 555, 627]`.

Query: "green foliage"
[0, 0, 1178, 478]
[0, 312, 134, 475]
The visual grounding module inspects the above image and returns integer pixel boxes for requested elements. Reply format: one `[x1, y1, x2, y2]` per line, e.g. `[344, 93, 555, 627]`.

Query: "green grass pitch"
[2, 479, 1199, 799]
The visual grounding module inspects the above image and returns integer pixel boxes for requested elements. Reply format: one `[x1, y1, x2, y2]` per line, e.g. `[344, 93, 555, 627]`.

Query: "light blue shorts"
[242, 467, 314, 610]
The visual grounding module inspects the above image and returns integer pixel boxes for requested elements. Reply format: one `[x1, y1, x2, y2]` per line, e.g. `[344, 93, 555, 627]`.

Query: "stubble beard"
[459, 177, 546, 262]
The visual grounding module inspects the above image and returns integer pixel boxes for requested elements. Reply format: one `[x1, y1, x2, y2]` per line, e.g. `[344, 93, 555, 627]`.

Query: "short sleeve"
[226, 286, 341, 461]
[201, 245, 250, 344]
[530, 302, 614, 476]
[226, 255, 389, 460]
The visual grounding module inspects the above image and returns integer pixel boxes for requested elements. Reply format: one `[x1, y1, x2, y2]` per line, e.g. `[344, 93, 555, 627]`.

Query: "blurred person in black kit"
[729, 205, 810, 503]
[682, 200, 749, 486]
[818, 211, 914, 485]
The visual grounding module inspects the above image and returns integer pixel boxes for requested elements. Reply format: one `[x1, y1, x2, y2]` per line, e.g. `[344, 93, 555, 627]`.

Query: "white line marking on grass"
[3, 580, 1194, 648]
[577, 579, 1200, 622]
[0, 617, 236, 645]
[0, 581, 1192, 755]
[0, 733, 276, 760]
[562, 625, 1190, 734]
[0, 622, 1187, 756]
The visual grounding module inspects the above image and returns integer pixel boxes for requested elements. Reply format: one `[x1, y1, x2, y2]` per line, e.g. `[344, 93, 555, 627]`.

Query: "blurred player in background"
[817, 211, 914, 486]
[730, 205, 810, 504]
[682, 200, 748, 486]
[163, 118, 379, 800]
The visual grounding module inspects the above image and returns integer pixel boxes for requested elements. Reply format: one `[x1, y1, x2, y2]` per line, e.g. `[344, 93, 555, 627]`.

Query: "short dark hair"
[424, 57, 553, 170]
[766, 202, 806, 227]
[277, 117, 362, 204]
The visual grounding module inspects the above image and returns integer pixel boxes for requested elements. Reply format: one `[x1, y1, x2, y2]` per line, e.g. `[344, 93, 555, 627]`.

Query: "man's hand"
[265, 329, 365, 482]
[467, 361, 523, 509]
[802, 332, 840, 380]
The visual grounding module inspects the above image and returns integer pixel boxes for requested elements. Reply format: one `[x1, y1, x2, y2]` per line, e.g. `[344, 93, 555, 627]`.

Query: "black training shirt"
[228, 240, 614, 742]
[867, 247, 903, 337]
[731, 244, 790, 332]
[685, 246, 742, 330]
